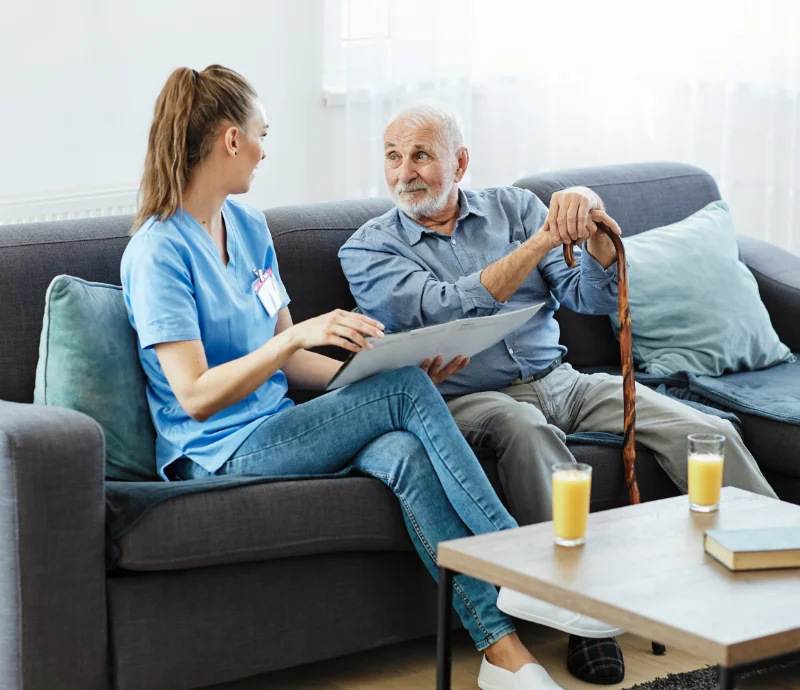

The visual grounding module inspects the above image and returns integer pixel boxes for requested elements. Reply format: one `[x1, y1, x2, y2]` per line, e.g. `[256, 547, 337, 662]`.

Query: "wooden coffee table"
[436, 488, 800, 689]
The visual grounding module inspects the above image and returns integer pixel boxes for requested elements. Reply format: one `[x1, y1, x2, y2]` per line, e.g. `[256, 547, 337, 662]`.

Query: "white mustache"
[395, 183, 429, 193]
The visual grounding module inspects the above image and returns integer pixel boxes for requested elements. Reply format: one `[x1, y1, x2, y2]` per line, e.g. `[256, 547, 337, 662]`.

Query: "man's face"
[383, 121, 458, 218]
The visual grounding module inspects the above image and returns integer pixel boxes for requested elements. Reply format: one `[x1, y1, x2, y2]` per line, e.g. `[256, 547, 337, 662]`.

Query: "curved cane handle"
[563, 228, 641, 505]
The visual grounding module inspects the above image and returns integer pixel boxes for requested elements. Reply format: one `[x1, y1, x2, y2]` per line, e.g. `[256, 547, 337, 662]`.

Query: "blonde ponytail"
[132, 65, 257, 233]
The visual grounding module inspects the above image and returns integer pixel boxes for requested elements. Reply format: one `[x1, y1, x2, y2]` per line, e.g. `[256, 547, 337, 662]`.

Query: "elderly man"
[339, 105, 778, 686]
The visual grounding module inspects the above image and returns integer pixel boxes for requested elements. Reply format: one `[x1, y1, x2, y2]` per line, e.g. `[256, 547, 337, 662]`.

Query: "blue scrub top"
[121, 199, 294, 479]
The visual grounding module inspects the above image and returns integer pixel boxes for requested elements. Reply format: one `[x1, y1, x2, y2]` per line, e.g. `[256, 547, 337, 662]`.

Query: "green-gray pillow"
[34, 276, 158, 480]
[610, 200, 795, 377]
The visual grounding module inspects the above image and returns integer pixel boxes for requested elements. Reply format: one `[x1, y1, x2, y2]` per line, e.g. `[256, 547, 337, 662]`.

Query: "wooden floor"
[207, 622, 800, 689]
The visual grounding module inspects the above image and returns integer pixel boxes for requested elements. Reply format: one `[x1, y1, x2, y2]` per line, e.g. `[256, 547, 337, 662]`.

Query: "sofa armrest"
[0, 401, 107, 690]
[738, 235, 800, 353]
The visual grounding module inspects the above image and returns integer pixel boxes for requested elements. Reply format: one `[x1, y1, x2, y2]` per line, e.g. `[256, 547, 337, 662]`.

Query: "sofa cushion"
[116, 476, 412, 571]
[116, 443, 678, 572]
[610, 200, 794, 377]
[33, 276, 158, 480]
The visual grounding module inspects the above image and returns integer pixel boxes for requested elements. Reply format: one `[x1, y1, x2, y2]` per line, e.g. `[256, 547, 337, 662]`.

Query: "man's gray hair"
[390, 104, 464, 154]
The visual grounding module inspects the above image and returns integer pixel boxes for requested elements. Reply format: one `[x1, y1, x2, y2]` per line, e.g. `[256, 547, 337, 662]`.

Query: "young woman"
[121, 65, 563, 690]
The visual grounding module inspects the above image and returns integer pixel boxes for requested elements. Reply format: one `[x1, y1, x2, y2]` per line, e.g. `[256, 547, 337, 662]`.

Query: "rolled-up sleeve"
[538, 243, 620, 315]
[339, 235, 498, 331]
[454, 271, 498, 311]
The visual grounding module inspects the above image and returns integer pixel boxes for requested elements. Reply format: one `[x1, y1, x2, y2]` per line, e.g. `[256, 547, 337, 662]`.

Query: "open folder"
[325, 303, 545, 390]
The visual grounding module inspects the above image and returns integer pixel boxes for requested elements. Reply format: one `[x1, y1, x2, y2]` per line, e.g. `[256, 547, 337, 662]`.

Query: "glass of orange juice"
[552, 463, 592, 546]
[688, 434, 725, 512]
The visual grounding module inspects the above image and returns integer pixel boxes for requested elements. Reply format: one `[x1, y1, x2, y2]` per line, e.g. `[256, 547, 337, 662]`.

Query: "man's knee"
[702, 415, 744, 442]
[495, 406, 560, 442]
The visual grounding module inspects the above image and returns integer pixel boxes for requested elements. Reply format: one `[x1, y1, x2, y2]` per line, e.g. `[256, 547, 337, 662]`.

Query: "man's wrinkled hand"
[539, 197, 622, 250]
[542, 189, 599, 246]
[421, 355, 470, 385]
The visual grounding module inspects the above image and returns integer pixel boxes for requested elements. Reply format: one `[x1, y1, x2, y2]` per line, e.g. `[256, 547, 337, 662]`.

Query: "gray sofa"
[1, 162, 798, 690]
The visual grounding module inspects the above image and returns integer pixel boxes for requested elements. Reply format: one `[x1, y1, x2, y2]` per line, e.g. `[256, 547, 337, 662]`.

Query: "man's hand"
[538, 207, 620, 245]
[544, 188, 603, 246]
[421, 355, 469, 385]
[538, 186, 622, 269]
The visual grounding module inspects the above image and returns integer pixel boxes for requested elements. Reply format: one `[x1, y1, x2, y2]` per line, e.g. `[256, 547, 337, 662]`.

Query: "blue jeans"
[171, 366, 517, 650]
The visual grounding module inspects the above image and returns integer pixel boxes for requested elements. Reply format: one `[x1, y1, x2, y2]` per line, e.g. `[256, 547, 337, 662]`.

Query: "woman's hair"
[132, 64, 257, 233]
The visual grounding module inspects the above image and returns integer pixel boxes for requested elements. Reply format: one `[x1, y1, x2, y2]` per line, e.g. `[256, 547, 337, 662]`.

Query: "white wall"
[0, 0, 337, 216]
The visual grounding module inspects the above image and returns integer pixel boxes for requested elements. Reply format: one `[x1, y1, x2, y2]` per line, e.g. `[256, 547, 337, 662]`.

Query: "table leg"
[718, 666, 735, 689]
[436, 566, 454, 690]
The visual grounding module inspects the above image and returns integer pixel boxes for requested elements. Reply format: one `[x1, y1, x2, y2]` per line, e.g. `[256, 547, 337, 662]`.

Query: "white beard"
[393, 179, 455, 219]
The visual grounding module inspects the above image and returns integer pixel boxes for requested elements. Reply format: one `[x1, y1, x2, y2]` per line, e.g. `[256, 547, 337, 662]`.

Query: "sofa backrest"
[0, 162, 720, 403]
[266, 199, 394, 363]
[514, 161, 721, 369]
[1, 216, 133, 404]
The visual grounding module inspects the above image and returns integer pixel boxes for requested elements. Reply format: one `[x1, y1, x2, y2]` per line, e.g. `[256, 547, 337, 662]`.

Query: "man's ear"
[454, 147, 470, 182]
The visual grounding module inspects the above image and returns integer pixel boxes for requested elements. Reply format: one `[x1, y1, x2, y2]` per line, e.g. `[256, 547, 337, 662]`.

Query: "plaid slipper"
[566, 635, 625, 685]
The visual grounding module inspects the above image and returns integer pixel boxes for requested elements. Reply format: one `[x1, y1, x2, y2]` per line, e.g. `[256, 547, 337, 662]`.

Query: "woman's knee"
[393, 365, 437, 391]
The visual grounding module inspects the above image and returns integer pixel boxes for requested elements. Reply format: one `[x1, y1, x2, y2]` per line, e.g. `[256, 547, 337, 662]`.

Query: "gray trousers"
[447, 364, 777, 525]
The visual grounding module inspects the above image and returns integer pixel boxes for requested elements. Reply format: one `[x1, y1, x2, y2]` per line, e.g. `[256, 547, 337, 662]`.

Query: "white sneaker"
[497, 588, 624, 638]
[478, 656, 564, 689]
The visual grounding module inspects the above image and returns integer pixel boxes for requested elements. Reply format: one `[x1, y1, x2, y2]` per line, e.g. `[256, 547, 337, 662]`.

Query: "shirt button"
[451, 239, 457, 245]
[508, 348, 514, 355]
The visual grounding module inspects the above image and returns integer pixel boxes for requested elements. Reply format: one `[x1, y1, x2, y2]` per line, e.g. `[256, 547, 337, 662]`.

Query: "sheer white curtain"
[324, 0, 800, 254]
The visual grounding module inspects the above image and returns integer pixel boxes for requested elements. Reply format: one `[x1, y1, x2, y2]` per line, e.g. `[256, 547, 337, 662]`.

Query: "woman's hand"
[421, 355, 470, 385]
[288, 309, 385, 353]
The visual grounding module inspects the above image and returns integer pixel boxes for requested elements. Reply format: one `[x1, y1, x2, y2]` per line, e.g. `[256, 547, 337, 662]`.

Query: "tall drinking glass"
[552, 463, 592, 546]
[688, 434, 725, 512]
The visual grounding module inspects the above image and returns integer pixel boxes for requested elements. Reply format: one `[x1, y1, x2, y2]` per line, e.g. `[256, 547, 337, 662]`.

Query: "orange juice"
[552, 467, 592, 545]
[688, 453, 724, 511]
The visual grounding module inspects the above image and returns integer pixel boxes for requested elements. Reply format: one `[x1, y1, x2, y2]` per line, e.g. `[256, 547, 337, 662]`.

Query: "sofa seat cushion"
[117, 441, 681, 572]
[116, 476, 412, 571]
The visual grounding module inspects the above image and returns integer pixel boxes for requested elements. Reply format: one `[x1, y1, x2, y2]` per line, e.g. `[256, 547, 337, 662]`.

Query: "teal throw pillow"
[610, 200, 795, 377]
[34, 276, 158, 480]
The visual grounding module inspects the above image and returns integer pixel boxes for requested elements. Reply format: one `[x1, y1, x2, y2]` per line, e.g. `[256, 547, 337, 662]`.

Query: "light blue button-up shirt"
[339, 186, 620, 397]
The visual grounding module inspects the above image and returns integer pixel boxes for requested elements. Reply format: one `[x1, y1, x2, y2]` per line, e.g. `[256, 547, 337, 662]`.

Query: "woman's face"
[229, 99, 268, 194]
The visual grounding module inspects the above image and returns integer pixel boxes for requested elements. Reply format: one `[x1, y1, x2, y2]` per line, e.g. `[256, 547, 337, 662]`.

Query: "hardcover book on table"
[704, 527, 800, 571]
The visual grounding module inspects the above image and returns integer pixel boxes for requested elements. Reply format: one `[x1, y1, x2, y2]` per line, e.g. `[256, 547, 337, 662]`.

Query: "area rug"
[626, 667, 719, 689]
[626, 661, 800, 689]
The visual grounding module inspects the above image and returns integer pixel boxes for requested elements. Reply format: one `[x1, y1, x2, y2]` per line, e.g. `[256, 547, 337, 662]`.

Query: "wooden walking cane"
[562, 224, 641, 506]
[563, 227, 669, 657]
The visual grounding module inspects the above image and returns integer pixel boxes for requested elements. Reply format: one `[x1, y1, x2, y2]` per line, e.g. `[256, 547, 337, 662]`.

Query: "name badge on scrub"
[253, 268, 284, 317]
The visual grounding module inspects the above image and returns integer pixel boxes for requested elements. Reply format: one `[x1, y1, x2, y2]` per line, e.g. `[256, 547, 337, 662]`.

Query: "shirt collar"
[396, 188, 487, 245]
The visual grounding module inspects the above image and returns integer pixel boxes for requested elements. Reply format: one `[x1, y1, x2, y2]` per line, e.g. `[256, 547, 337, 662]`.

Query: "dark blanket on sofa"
[596, 358, 800, 425]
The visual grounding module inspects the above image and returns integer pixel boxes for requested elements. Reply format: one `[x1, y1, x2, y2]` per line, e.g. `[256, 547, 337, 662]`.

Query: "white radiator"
[0, 187, 139, 226]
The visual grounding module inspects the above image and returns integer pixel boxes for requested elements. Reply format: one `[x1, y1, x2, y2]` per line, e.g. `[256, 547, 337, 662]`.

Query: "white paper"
[325, 303, 544, 390]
